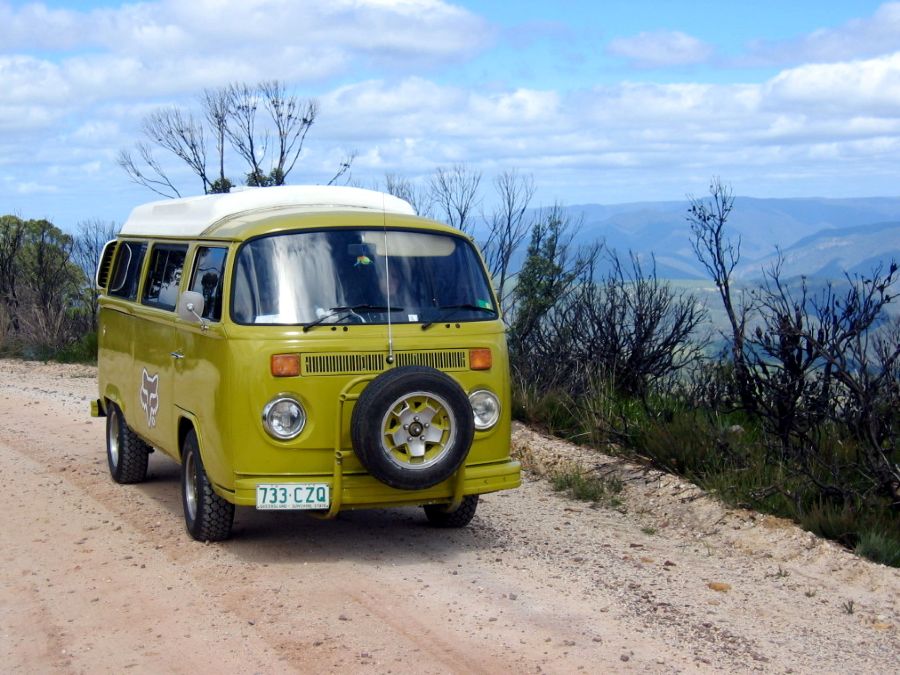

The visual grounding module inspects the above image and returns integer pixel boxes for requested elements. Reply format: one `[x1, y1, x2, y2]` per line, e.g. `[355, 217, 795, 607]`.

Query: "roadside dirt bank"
[0, 359, 897, 673]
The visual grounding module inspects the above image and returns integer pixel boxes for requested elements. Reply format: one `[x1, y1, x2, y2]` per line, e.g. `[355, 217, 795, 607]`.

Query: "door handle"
[170, 351, 184, 359]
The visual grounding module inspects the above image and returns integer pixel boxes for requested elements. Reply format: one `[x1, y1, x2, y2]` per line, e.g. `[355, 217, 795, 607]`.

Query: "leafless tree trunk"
[259, 80, 318, 185]
[429, 164, 482, 236]
[482, 170, 534, 314]
[687, 178, 756, 411]
[202, 87, 232, 192]
[225, 82, 268, 186]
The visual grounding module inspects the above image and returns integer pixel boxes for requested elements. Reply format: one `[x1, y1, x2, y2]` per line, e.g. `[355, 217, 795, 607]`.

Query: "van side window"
[189, 247, 227, 321]
[108, 241, 148, 301]
[142, 244, 188, 311]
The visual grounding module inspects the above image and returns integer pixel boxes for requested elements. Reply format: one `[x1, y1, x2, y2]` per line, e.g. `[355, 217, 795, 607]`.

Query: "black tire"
[424, 495, 479, 528]
[105, 403, 150, 484]
[181, 429, 234, 542]
[351, 366, 474, 490]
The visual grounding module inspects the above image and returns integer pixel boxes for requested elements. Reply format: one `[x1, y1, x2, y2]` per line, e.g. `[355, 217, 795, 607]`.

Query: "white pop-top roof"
[119, 185, 417, 237]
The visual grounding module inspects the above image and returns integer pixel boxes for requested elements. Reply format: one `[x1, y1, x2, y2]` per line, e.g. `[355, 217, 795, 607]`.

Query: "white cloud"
[0, 0, 490, 66]
[310, 47, 900, 197]
[5, 2, 900, 216]
[745, 1, 900, 64]
[15, 181, 59, 195]
[0, 0, 493, 134]
[765, 51, 900, 112]
[606, 30, 713, 68]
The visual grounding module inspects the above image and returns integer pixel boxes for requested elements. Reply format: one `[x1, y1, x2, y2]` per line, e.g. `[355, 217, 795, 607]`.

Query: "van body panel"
[96, 186, 520, 534]
[218, 323, 512, 479]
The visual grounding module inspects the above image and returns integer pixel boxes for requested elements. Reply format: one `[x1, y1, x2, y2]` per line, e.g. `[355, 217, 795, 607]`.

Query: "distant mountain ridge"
[744, 220, 900, 280]
[552, 196, 900, 280]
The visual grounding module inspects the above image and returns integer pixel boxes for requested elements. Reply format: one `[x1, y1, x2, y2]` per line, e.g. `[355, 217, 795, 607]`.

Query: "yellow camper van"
[92, 186, 520, 540]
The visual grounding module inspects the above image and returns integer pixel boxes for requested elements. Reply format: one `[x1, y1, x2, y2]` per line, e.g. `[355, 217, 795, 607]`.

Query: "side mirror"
[177, 291, 207, 327]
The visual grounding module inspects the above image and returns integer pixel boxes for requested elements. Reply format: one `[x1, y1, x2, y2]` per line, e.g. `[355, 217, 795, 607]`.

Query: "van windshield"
[231, 229, 498, 326]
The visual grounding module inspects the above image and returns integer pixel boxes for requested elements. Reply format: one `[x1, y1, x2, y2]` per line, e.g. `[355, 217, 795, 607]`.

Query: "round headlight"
[262, 396, 306, 440]
[469, 389, 500, 430]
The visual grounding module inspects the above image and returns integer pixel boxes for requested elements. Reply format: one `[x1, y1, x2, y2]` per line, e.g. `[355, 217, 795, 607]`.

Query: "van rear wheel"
[105, 403, 150, 484]
[181, 429, 234, 542]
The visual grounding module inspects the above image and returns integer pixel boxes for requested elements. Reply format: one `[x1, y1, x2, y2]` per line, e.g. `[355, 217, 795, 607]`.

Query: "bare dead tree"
[743, 258, 835, 465]
[117, 143, 183, 198]
[225, 82, 267, 185]
[729, 254, 900, 505]
[383, 173, 433, 217]
[482, 170, 535, 314]
[688, 178, 756, 412]
[201, 87, 232, 192]
[120, 81, 347, 196]
[533, 251, 707, 399]
[429, 164, 482, 236]
[801, 261, 900, 503]
[325, 150, 358, 186]
[142, 107, 211, 192]
[259, 80, 318, 185]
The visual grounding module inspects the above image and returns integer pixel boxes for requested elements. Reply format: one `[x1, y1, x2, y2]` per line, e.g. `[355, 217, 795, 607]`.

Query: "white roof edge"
[119, 185, 417, 237]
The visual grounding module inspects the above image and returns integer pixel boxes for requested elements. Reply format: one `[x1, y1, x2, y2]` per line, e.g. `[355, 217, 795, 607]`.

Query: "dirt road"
[1, 360, 897, 673]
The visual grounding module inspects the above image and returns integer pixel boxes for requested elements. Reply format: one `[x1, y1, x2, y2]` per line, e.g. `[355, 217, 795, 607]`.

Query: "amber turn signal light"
[469, 348, 492, 370]
[271, 353, 300, 377]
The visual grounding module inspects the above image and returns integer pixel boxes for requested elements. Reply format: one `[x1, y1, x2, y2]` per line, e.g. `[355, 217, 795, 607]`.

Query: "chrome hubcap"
[184, 450, 198, 521]
[108, 410, 120, 468]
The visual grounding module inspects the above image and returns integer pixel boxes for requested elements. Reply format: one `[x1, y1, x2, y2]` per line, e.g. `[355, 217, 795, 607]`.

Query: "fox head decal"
[139, 368, 160, 428]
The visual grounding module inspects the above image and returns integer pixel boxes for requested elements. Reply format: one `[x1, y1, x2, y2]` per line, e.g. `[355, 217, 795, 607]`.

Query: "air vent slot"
[394, 350, 467, 370]
[95, 239, 118, 291]
[302, 350, 468, 376]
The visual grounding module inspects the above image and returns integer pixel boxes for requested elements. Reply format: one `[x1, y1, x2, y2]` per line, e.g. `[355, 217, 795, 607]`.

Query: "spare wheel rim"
[379, 391, 457, 471]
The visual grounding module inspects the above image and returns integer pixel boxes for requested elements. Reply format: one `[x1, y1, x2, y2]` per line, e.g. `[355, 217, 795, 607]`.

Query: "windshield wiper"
[421, 303, 496, 330]
[302, 305, 402, 332]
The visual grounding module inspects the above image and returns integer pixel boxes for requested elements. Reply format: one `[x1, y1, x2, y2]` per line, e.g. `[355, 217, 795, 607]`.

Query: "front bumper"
[229, 457, 521, 514]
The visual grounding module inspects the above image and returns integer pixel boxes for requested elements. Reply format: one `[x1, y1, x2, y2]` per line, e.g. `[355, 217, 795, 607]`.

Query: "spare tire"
[351, 366, 474, 490]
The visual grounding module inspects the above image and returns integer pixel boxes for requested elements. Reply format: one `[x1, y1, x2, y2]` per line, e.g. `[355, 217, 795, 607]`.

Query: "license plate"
[256, 483, 330, 510]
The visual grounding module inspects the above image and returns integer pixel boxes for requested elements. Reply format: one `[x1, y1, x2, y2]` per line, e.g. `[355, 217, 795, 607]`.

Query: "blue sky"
[1, 0, 899, 229]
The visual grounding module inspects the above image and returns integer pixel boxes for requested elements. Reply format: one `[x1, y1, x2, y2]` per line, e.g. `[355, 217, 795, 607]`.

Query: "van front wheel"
[181, 430, 234, 542]
[424, 495, 479, 528]
[105, 403, 150, 484]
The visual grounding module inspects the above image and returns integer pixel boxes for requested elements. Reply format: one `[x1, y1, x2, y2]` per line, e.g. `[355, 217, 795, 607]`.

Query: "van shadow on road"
[133, 452, 509, 566]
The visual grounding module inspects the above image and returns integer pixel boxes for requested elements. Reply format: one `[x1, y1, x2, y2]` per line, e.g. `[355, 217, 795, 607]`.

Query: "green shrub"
[632, 409, 750, 478]
[512, 381, 580, 438]
[855, 531, 900, 567]
[54, 331, 98, 364]
[550, 466, 623, 507]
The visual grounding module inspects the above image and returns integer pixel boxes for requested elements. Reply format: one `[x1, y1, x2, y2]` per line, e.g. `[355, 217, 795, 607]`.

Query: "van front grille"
[302, 350, 467, 376]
